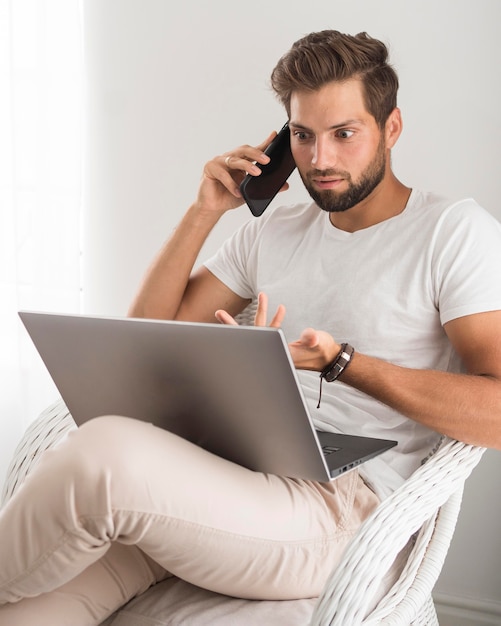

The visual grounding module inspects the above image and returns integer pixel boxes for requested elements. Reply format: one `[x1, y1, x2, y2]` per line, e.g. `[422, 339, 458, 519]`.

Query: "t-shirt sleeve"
[433, 199, 501, 325]
[203, 216, 262, 300]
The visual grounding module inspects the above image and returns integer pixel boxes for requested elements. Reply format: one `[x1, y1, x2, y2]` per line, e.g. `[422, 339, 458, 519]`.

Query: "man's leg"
[0, 415, 378, 623]
[0, 543, 168, 626]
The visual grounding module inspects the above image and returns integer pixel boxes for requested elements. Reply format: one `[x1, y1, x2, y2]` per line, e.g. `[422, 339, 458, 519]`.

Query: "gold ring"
[224, 155, 232, 167]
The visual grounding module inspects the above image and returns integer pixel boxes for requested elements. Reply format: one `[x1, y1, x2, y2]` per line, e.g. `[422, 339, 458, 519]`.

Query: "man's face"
[289, 79, 387, 214]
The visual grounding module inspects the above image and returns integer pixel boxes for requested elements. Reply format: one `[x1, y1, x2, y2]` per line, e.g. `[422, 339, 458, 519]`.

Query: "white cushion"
[102, 577, 316, 625]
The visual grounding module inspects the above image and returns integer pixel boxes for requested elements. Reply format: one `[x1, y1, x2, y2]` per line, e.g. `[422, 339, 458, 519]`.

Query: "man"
[1, 30, 501, 625]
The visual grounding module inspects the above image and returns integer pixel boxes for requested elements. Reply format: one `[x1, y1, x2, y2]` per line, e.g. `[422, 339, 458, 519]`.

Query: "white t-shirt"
[204, 190, 501, 498]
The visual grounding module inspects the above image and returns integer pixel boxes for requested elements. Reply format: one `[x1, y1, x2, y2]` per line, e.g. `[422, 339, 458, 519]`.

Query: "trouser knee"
[39, 415, 142, 492]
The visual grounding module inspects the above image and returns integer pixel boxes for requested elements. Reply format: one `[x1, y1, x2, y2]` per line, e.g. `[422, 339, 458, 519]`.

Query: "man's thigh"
[1, 415, 379, 603]
[78, 416, 379, 598]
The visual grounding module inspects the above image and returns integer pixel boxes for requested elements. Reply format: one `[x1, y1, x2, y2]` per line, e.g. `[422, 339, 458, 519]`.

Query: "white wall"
[81, 0, 501, 621]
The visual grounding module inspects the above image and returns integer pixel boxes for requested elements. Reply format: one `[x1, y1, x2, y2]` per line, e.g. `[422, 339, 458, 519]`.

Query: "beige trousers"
[0, 415, 379, 625]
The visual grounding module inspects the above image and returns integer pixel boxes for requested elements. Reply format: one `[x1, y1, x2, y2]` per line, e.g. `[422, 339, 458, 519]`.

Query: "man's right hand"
[194, 132, 277, 216]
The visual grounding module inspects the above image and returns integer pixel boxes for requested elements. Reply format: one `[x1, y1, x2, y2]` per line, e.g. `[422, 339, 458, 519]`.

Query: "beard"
[300, 137, 386, 213]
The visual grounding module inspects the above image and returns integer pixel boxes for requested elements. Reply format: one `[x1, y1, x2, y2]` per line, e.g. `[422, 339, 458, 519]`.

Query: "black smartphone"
[240, 123, 296, 217]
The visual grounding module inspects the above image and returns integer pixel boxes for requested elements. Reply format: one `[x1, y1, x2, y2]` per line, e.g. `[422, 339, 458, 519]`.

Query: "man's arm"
[127, 204, 249, 322]
[289, 310, 501, 449]
[128, 134, 275, 322]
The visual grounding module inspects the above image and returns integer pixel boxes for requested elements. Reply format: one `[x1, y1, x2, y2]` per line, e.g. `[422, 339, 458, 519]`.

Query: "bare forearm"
[341, 352, 501, 448]
[128, 203, 220, 320]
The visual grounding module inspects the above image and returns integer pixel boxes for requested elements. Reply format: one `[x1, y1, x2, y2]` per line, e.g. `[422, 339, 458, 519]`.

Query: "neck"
[328, 174, 411, 233]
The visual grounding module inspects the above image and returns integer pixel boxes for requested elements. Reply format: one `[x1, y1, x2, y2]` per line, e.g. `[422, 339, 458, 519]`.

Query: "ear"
[385, 107, 403, 149]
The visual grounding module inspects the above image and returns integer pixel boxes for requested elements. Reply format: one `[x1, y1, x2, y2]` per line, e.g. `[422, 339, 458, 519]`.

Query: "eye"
[336, 129, 355, 139]
[293, 130, 311, 142]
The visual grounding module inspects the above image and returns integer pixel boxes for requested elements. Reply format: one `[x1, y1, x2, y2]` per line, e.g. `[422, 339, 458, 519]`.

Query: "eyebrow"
[289, 119, 365, 131]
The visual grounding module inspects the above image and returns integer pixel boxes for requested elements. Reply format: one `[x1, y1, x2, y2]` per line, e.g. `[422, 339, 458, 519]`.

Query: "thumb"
[299, 327, 320, 348]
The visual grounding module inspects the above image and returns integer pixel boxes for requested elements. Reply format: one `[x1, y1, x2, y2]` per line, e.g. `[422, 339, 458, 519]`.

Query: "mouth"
[311, 176, 345, 191]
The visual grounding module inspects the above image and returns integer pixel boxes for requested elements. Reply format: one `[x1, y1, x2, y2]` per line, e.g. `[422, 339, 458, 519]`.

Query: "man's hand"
[195, 133, 276, 217]
[289, 328, 341, 372]
[216, 293, 340, 374]
[215, 292, 285, 327]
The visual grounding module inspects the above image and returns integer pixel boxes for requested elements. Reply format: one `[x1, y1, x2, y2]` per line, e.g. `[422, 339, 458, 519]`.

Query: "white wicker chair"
[1, 398, 485, 625]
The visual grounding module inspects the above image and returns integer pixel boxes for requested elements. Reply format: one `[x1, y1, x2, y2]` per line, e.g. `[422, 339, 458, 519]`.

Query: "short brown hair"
[270, 30, 399, 128]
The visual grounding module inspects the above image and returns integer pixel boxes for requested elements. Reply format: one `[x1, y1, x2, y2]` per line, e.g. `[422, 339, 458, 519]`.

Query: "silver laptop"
[19, 311, 397, 482]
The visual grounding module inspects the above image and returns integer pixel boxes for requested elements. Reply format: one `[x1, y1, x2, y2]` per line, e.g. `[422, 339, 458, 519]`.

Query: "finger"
[298, 327, 320, 348]
[254, 292, 268, 326]
[256, 131, 278, 152]
[222, 144, 271, 172]
[202, 161, 243, 198]
[215, 309, 239, 326]
[222, 131, 277, 171]
[269, 304, 286, 328]
[222, 154, 262, 175]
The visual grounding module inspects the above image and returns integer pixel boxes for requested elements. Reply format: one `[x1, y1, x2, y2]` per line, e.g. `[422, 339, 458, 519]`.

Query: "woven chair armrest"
[234, 300, 258, 326]
[1, 399, 76, 506]
[367, 486, 464, 625]
[311, 439, 485, 625]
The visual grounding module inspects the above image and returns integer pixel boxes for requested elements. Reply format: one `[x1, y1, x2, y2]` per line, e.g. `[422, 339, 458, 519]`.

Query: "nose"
[311, 136, 335, 170]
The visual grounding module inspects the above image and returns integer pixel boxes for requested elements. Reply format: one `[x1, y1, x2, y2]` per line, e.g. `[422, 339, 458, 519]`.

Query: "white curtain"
[0, 0, 82, 486]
